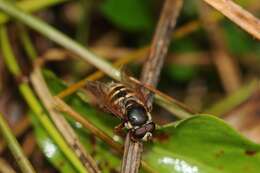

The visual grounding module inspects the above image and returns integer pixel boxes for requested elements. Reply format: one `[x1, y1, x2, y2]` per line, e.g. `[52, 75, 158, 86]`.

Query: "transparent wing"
[85, 81, 124, 119]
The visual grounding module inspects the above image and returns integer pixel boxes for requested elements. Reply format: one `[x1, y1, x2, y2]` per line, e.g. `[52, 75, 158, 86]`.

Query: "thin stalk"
[0, 26, 88, 173]
[0, 116, 30, 153]
[18, 25, 37, 60]
[0, 113, 35, 173]
[121, 0, 184, 173]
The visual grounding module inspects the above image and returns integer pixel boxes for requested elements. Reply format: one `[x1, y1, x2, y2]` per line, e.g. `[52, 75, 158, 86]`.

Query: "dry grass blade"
[202, 0, 260, 39]
[121, 0, 184, 173]
[30, 67, 100, 173]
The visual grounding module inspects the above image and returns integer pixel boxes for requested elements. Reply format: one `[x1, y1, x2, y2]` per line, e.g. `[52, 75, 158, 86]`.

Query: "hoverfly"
[85, 70, 155, 141]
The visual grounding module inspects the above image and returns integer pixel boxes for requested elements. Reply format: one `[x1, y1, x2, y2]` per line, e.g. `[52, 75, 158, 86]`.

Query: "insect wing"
[86, 81, 108, 102]
[85, 81, 124, 119]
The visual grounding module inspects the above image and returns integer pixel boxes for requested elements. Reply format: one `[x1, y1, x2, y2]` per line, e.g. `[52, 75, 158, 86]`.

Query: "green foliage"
[166, 38, 199, 82]
[166, 64, 198, 82]
[145, 115, 260, 173]
[29, 70, 121, 173]
[100, 0, 153, 32]
[32, 70, 260, 173]
[31, 114, 76, 173]
[223, 22, 253, 56]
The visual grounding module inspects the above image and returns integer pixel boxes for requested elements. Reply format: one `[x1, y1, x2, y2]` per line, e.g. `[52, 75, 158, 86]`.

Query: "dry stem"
[202, 0, 260, 39]
[30, 67, 100, 173]
[121, 0, 183, 173]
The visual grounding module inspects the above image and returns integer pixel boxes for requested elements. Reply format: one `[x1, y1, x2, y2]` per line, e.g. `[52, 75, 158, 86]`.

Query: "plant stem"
[0, 26, 88, 173]
[0, 113, 36, 173]
[121, 0, 183, 173]
[18, 24, 37, 60]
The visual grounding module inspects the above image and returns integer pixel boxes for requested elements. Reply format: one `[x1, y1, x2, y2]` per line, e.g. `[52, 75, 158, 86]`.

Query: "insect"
[85, 72, 155, 141]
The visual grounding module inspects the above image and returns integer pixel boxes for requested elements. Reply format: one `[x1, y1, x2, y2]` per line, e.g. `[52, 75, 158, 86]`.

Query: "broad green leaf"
[100, 0, 153, 32]
[144, 115, 260, 173]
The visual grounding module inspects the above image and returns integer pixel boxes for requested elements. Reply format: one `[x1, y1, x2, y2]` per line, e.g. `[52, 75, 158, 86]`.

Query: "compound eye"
[127, 106, 148, 126]
[132, 123, 155, 140]
[132, 126, 146, 139]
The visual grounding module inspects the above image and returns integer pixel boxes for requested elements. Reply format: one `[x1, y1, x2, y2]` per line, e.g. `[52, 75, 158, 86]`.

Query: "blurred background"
[0, 0, 259, 172]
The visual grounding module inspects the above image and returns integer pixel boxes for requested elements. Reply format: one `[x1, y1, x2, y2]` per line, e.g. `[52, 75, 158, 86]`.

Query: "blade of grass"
[0, 113, 35, 173]
[0, 0, 69, 24]
[0, 26, 88, 173]
[0, 116, 30, 153]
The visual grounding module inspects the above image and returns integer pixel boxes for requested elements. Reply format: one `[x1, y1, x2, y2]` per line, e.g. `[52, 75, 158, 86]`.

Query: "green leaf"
[144, 115, 260, 173]
[30, 113, 76, 173]
[100, 0, 153, 32]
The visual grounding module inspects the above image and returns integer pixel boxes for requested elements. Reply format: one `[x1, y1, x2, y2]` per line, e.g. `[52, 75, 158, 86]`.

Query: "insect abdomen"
[109, 83, 140, 105]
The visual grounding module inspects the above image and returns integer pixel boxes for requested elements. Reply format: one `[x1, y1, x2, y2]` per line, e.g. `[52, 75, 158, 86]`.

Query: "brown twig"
[140, 0, 183, 87]
[198, 2, 242, 93]
[202, 0, 260, 39]
[121, 0, 183, 173]
[30, 67, 100, 173]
